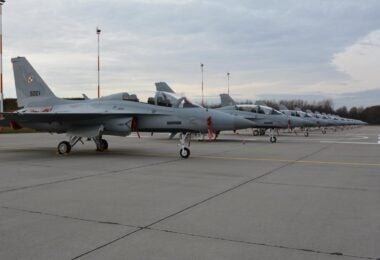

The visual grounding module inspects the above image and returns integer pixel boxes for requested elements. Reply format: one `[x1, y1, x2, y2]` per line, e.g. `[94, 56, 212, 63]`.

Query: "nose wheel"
[269, 128, 277, 143]
[179, 133, 191, 159]
[180, 147, 190, 158]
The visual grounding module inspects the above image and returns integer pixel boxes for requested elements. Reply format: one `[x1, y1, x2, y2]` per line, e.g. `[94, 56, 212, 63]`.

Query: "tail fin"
[12, 57, 59, 107]
[155, 82, 175, 93]
[220, 93, 236, 107]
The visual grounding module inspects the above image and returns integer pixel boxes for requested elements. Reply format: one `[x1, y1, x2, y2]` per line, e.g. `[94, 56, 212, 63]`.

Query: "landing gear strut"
[57, 136, 83, 155]
[269, 128, 277, 143]
[179, 132, 191, 158]
[57, 135, 109, 155]
[304, 129, 309, 137]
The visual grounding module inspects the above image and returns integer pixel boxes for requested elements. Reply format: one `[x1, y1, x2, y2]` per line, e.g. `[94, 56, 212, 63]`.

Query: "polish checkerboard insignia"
[27, 75, 33, 84]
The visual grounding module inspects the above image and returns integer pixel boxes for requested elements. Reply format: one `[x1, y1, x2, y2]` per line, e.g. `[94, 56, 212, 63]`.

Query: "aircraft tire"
[101, 139, 108, 150]
[97, 139, 108, 152]
[270, 136, 277, 143]
[253, 130, 259, 136]
[304, 132, 309, 137]
[58, 141, 71, 155]
[180, 148, 190, 158]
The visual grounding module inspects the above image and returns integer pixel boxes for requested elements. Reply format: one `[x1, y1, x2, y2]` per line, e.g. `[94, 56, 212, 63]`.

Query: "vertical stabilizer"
[155, 82, 175, 93]
[12, 57, 58, 107]
[220, 93, 236, 107]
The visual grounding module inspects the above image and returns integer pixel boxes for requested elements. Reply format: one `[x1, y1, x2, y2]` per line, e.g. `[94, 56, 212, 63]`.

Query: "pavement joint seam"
[4, 205, 374, 260]
[71, 228, 144, 260]
[145, 143, 336, 228]
[71, 143, 336, 259]
[255, 181, 379, 192]
[0, 158, 181, 195]
[0, 205, 139, 229]
[146, 228, 376, 260]
[3, 131, 376, 259]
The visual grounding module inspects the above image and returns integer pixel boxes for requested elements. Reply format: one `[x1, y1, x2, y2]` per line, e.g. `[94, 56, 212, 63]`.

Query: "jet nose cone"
[234, 117, 255, 130]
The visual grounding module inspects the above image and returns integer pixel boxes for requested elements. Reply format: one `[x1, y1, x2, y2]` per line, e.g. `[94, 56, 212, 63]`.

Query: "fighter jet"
[278, 105, 313, 136]
[217, 94, 290, 143]
[153, 86, 290, 144]
[0, 57, 253, 158]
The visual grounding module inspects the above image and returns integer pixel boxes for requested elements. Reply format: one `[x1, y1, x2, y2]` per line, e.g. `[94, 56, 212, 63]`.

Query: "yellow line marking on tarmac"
[194, 155, 380, 167]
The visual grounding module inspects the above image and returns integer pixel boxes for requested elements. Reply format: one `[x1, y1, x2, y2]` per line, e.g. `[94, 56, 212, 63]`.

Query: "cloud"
[2, 0, 380, 106]
[332, 30, 380, 91]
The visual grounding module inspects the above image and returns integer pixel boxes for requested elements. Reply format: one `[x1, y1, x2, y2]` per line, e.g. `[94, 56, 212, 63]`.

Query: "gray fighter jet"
[217, 94, 290, 143]
[0, 57, 253, 158]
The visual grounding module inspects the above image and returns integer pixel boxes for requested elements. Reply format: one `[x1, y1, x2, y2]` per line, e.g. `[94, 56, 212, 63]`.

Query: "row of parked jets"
[0, 57, 366, 158]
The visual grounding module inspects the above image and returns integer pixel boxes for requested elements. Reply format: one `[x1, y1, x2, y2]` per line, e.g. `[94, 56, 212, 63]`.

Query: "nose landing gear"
[179, 133, 191, 158]
[269, 128, 277, 143]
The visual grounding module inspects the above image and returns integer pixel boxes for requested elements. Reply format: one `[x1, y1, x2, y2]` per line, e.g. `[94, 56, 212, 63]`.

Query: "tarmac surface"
[0, 126, 379, 260]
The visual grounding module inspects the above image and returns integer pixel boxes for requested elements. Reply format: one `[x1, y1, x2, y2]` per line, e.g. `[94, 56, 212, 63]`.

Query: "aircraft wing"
[0, 111, 168, 123]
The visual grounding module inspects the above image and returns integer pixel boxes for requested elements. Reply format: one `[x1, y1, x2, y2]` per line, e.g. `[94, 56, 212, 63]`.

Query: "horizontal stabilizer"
[0, 116, 10, 127]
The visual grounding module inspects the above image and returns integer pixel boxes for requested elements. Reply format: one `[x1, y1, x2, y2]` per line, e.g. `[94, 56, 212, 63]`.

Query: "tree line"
[259, 99, 380, 124]
[232, 98, 379, 125]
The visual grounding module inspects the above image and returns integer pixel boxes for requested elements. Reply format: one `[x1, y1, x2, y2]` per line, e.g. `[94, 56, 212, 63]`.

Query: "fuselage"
[218, 104, 289, 129]
[14, 97, 254, 136]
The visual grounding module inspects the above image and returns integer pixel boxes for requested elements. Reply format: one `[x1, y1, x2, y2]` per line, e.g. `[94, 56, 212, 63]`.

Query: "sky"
[2, 0, 380, 108]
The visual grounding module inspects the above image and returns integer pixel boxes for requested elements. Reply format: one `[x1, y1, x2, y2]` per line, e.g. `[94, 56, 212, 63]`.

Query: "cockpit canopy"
[148, 91, 202, 108]
[236, 104, 282, 115]
[101, 92, 139, 102]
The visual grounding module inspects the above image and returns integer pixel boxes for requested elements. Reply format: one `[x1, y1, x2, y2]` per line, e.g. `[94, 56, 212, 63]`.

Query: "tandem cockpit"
[101, 91, 201, 109]
[148, 91, 202, 109]
[234, 104, 283, 116]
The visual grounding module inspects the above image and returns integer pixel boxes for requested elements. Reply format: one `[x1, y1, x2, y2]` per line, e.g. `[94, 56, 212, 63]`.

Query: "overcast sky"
[3, 0, 380, 107]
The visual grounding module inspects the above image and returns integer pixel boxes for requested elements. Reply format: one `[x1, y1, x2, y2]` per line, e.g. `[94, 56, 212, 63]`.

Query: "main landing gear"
[57, 136, 109, 155]
[252, 129, 267, 136]
[179, 132, 191, 159]
[93, 137, 108, 152]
